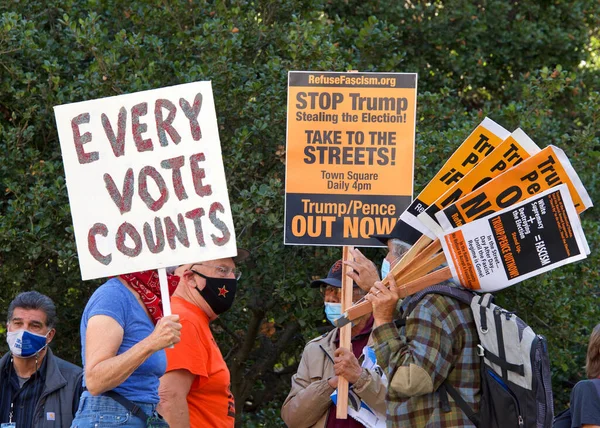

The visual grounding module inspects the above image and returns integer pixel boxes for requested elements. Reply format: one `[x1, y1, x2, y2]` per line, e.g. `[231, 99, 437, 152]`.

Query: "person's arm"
[85, 314, 181, 395]
[281, 344, 335, 427]
[158, 369, 195, 427]
[366, 278, 454, 397]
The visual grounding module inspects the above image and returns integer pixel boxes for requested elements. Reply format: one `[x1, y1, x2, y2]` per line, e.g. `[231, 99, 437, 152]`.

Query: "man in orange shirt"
[158, 250, 248, 427]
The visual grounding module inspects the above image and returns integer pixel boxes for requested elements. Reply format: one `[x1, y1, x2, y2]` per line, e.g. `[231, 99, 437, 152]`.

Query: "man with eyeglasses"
[281, 260, 387, 428]
[158, 249, 249, 427]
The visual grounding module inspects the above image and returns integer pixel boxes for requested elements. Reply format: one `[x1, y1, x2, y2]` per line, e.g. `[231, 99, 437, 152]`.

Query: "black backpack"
[400, 284, 554, 428]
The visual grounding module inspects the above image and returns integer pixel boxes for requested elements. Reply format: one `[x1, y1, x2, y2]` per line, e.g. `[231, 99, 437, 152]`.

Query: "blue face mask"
[381, 259, 390, 279]
[6, 329, 49, 358]
[324, 302, 342, 326]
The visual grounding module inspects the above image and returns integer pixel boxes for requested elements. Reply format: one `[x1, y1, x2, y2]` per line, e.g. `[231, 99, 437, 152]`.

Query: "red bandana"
[120, 270, 180, 324]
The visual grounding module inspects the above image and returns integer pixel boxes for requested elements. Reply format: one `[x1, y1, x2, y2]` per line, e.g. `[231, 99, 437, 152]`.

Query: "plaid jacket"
[372, 289, 480, 427]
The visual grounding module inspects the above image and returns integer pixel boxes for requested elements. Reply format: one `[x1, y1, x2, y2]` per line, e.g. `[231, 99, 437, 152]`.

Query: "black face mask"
[192, 270, 237, 315]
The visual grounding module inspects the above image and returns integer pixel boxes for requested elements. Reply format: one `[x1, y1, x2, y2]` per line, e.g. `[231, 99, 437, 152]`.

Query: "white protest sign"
[440, 184, 588, 292]
[54, 81, 237, 280]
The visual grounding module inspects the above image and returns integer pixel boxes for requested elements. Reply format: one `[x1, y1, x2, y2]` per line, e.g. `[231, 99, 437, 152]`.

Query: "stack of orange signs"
[417, 128, 541, 236]
[434, 145, 593, 230]
[335, 126, 593, 327]
[337, 180, 591, 327]
[440, 184, 588, 292]
[393, 117, 510, 245]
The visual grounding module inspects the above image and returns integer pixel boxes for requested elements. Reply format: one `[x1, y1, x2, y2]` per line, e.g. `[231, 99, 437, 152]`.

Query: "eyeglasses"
[193, 263, 242, 280]
[319, 285, 364, 298]
[319, 285, 341, 297]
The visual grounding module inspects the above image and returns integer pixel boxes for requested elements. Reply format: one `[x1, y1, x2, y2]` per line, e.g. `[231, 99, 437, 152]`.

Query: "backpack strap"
[440, 381, 481, 427]
[403, 283, 475, 318]
[103, 391, 150, 421]
[437, 383, 452, 413]
[481, 348, 525, 376]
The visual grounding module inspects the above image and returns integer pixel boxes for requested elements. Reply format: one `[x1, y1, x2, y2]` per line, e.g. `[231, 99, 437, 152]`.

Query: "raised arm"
[84, 314, 181, 395]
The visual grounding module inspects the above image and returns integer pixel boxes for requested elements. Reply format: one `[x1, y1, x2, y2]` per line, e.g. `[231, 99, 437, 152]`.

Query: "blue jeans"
[71, 393, 167, 427]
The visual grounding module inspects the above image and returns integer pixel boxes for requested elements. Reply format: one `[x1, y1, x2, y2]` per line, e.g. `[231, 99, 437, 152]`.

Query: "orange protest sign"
[284, 71, 417, 246]
[436, 145, 593, 230]
[393, 118, 510, 244]
[443, 229, 481, 289]
[418, 128, 540, 236]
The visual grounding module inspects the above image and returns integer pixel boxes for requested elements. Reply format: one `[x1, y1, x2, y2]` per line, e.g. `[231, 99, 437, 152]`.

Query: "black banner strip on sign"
[284, 193, 411, 246]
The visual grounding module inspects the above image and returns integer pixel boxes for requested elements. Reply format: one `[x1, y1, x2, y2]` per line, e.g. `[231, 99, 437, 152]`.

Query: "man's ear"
[183, 270, 199, 289]
[46, 328, 56, 344]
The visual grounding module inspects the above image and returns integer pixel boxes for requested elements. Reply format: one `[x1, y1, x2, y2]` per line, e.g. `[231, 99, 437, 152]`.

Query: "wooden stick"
[340, 267, 453, 323]
[389, 235, 433, 277]
[398, 239, 442, 273]
[337, 246, 354, 419]
[336, 238, 448, 326]
[399, 252, 447, 285]
[385, 238, 440, 287]
[397, 267, 453, 298]
[388, 240, 442, 286]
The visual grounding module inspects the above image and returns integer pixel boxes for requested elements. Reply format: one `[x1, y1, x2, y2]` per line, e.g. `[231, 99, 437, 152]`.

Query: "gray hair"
[7, 291, 57, 329]
[165, 266, 178, 275]
[389, 239, 411, 259]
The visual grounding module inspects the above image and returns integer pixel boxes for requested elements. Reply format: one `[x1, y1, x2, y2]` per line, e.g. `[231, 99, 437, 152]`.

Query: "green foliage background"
[1, 1, 599, 425]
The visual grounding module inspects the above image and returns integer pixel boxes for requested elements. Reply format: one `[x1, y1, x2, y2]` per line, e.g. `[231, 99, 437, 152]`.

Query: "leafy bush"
[1, 0, 599, 424]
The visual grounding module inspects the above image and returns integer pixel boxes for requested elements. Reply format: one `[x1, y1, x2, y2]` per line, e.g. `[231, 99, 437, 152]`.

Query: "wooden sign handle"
[336, 246, 354, 419]
[158, 268, 174, 349]
[337, 237, 449, 326]
[158, 268, 172, 316]
[342, 267, 453, 322]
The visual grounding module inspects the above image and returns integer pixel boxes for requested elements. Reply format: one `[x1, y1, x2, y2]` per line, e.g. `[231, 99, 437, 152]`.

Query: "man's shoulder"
[408, 284, 472, 310]
[0, 352, 11, 366]
[171, 297, 203, 318]
[306, 328, 336, 347]
[299, 329, 336, 363]
[406, 286, 475, 325]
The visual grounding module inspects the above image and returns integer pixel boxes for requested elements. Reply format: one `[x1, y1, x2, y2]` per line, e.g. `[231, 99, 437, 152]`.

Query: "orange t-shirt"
[165, 297, 235, 427]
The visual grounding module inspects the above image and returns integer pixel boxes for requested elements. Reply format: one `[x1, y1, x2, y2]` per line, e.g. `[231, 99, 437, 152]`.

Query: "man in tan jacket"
[281, 260, 387, 427]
